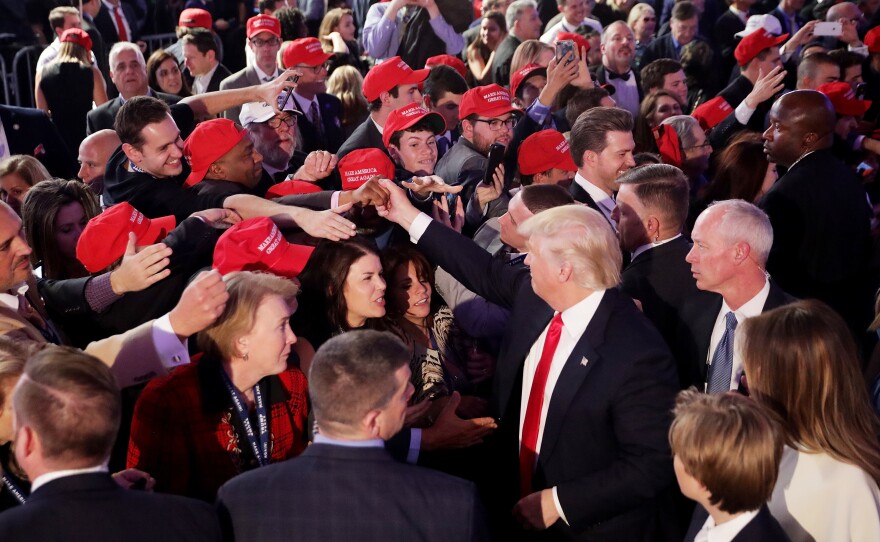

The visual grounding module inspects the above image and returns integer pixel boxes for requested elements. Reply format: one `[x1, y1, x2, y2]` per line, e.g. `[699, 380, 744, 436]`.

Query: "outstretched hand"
[293, 203, 356, 241]
[167, 269, 229, 340]
[420, 392, 497, 451]
[375, 178, 422, 229]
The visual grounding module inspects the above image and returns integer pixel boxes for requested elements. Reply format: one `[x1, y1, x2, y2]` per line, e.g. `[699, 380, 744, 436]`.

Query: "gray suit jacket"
[219, 67, 262, 123]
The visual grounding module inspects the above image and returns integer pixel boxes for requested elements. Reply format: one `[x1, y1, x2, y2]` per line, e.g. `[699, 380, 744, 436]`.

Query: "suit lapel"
[696, 297, 723, 382]
[494, 303, 554, 421]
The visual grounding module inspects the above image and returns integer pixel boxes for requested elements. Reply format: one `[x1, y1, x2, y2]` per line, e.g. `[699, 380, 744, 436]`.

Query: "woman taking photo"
[466, 11, 507, 86]
[127, 271, 308, 501]
[147, 49, 192, 98]
[36, 28, 108, 154]
[21, 179, 101, 280]
[741, 300, 880, 542]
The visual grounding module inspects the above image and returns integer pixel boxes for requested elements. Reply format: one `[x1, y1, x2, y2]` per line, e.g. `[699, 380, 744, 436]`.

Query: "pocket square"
[580, 357, 589, 366]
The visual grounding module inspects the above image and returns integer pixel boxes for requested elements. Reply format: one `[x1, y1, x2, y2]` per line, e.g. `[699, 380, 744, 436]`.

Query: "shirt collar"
[558, 289, 606, 341]
[0, 282, 28, 310]
[721, 278, 770, 320]
[631, 233, 682, 260]
[696, 508, 761, 542]
[253, 64, 279, 82]
[30, 464, 109, 494]
[313, 433, 385, 448]
[194, 62, 220, 91]
[292, 90, 318, 114]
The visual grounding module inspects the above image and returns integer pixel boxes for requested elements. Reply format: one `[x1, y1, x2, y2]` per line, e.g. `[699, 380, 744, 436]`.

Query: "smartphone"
[278, 73, 301, 110]
[482, 143, 506, 186]
[813, 22, 842, 37]
[556, 39, 575, 65]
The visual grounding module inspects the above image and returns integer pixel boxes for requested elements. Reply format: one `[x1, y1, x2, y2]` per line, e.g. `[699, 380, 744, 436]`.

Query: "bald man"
[78, 129, 121, 196]
[759, 90, 872, 336]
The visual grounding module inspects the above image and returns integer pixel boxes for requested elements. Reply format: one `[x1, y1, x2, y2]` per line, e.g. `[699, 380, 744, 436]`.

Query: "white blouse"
[769, 446, 880, 542]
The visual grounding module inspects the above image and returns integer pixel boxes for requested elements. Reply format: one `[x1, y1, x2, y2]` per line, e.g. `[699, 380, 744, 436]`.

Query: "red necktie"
[113, 6, 129, 42]
[519, 313, 564, 497]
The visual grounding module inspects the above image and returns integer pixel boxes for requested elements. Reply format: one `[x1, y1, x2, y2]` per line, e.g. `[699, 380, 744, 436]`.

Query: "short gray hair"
[661, 114, 700, 149]
[519, 205, 622, 290]
[506, 0, 537, 33]
[707, 200, 773, 265]
[109, 41, 146, 72]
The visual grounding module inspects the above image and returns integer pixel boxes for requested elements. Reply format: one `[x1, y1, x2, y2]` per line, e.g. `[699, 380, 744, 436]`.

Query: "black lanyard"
[220, 371, 270, 467]
[2, 475, 26, 504]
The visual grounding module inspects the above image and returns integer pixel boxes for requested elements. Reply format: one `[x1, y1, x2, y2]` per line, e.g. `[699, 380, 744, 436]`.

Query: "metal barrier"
[140, 33, 178, 56]
[0, 55, 9, 106]
[11, 45, 43, 108]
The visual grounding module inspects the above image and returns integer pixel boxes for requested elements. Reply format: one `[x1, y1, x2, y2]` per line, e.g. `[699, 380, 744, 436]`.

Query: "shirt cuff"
[734, 101, 756, 125]
[408, 212, 433, 243]
[527, 99, 552, 126]
[407, 428, 421, 464]
[552, 486, 570, 525]
[848, 43, 869, 57]
[331, 191, 341, 208]
[152, 314, 190, 370]
[854, 135, 866, 151]
[85, 273, 122, 313]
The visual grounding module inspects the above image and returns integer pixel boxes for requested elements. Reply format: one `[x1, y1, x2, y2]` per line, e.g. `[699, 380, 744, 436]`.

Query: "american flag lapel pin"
[580, 357, 589, 367]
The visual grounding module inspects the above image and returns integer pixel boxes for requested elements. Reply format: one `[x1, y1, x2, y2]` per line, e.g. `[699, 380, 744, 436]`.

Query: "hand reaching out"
[109, 233, 172, 295]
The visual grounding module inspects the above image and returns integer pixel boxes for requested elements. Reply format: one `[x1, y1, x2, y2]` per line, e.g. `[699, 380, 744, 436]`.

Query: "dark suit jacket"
[86, 91, 181, 135]
[714, 10, 746, 78]
[0, 104, 76, 178]
[336, 115, 388, 160]
[493, 34, 522, 86]
[93, 1, 139, 45]
[770, 7, 805, 36]
[675, 282, 795, 390]
[82, 15, 111, 93]
[759, 148, 873, 333]
[184, 63, 233, 94]
[216, 443, 490, 542]
[641, 34, 685, 65]
[0, 472, 221, 542]
[685, 505, 791, 542]
[417, 221, 678, 540]
[219, 66, 262, 123]
[294, 92, 345, 154]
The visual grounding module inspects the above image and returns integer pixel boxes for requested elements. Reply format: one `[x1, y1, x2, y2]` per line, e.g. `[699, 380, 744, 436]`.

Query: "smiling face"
[649, 95, 683, 127]
[54, 202, 88, 261]
[124, 114, 184, 178]
[587, 130, 636, 193]
[343, 254, 386, 328]
[0, 204, 33, 291]
[561, 0, 589, 25]
[601, 22, 635, 70]
[389, 130, 438, 175]
[480, 17, 504, 49]
[662, 70, 688, 105]
[390, 260, 432, 325]
[249, 113, 298, 170]
[154, 57, 183, 95]
[239, 295, 297, 376]
[514, 6, 543, 40]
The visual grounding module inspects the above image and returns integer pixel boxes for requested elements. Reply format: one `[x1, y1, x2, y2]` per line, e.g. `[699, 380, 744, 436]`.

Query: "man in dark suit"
[336, 56, 428, 160]
[87, 43, 180, 135]
[642, 2, 706, 66]
[614, 164, 715, 355]
[281, 38, 345, 154]
[591, 21, 643, 116]
[93, 0, 138, 46]
[771, 0, 806, 36]
[567, 106, 635, 230]
[493, 0, 543, 85]
[0, 105, 76, 178]
[678, 200, 795, 392]
[220, 14, 284, 124]
[379, 177, 678, 540]
[0, 347, 221, 541]
[217, 330, 490, 542]
[759, 90, 872, 338]
[81, 0, 111, 92]
[181, 28, 232, 95]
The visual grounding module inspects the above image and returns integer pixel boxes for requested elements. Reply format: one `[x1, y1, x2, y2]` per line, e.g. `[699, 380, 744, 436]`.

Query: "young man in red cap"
[336, 56, 428, 160]
[517, 130, 577, 187]
[384, 103, 447, 178]
[182, 28, 232, 95]
[165, 8, 224, 66]
[220, 14, 284, 123]
[281, 38, 345, 154]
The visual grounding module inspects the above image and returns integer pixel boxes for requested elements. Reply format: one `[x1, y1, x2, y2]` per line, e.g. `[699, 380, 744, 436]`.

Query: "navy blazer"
[93, 1, 139, 44]
[685, 505, 792, 542]
[336, 115, 387, 160]
[416, 220, 678, 540]
[0, 104, 76, 178]
[0, 473, 221, 542]
[217, 443, 489, 542]
[294, 92, 345, 154]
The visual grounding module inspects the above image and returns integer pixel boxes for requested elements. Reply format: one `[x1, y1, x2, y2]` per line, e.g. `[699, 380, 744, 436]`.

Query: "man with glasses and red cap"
[281, 38, 345, 154]
[221, 14, 284, 123]
[336, 56, 429, 160]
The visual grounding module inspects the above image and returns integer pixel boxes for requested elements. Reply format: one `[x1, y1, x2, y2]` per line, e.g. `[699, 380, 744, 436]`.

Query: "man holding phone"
[823, 2, 870, 57]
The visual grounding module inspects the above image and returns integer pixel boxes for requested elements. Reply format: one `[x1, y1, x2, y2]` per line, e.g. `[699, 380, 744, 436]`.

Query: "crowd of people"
[1, 0, 880, 540]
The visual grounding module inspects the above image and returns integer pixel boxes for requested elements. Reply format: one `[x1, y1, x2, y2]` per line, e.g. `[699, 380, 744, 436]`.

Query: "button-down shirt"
[694, 509, 760, 542]
[708, 279, 770, 391]
[573, 172, 616, 227]
[192, 62, 220, 94]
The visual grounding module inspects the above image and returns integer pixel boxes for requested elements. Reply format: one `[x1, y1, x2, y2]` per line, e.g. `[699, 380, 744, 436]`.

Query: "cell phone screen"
[556, 40, 575, 64]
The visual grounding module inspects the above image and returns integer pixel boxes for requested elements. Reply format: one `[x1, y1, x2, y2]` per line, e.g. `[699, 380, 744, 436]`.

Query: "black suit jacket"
[0, 105, 76, 178]
[417, 221, 678, 539]
[82, 15, 111, 93]
[493, 34, 522, 86]
[641, 34, 683, 65]
[759, 148, 873, 333]
[714, 11, 746, 78]
[336, 115, 387, 160]
[86, 91, 181, 135]
[685, 505, 792, 542]
[93, 1, 138, 45]
[183, 63, 233, 95]
[0, 472, 220, 542]
[675, 282, 795, 390]
[216, 443, 489, 542]
[293, 92, 345, 154]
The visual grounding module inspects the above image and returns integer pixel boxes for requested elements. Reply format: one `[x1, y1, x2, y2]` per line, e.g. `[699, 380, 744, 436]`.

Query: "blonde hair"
[670, 389, 783, 513]
[198, 271, 299, 361]
[518, 205, 622, 290]
[627, 2, 655, 28]
[741, 300, 880, 486]
[511, 39, 553, 74]
[54, 40, 91, 65]
[327, 65, 368, 126]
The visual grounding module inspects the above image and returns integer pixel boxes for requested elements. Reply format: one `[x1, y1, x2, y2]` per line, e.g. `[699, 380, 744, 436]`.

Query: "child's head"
[669, 390, 783, 514]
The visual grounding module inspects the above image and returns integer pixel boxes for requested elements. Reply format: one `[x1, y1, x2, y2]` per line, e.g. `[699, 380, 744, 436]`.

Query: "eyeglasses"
[472, 117, 516, 131]
[266, 114, 297, 128]
[294, 62, 330, 74]
[250, 37, 281, 48]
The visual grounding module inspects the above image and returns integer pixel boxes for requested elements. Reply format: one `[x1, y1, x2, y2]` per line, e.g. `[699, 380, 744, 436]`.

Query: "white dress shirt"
[573, 172, 616, 228]
[192, 62, 220, 94]
[540, 17, 603, 44]
[30, 464, 108, 494]
[695, 509, 760, 542]
[707, 279, 769, 392]
[102, 0, 133, 42]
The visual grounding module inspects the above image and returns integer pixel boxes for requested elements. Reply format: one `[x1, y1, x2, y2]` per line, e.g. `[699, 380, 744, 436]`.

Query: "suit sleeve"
[758, 184, 806, 295]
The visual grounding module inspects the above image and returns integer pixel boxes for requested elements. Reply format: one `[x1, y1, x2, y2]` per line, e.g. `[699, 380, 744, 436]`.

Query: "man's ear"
[362, 409, 382, 438]
[423, 95, 434, 109]
[208, 162, 225, 180]
[387, 144, 402, 163]
[379, 90, 394, 108]
[121, 143, 142, 164]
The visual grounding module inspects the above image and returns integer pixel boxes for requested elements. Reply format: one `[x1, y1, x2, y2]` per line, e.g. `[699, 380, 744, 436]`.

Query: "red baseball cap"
[247, 14, 281, 39]
[460, 84, 519, 119]
[734, 28, 788, 66]
[182, 119, 249, 187]
[282, 38, 333, 68]
[510, 63, 547, 99]
[76, 203, 176, 273]
[425, 54, 467, 80]
[179, 8, 212, 29]
[266, 179, 325, 199]
[382, 103, 446, 148]
[61, 28, 92, 53]
[818, 82, 872, 117]
[867, 27, 880, 54]
[213, 217, 314, 278]
[362, 56, 429, 102]
[653, 124, 682, 168]
[337, 148, 396, 191]
[692, 96, 733, 131]
[556, 32, 591, 55]
[518, 130, 577, 175]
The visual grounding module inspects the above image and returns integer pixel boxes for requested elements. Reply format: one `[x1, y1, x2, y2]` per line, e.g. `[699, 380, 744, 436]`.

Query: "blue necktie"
[707, 312, 738, 393]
